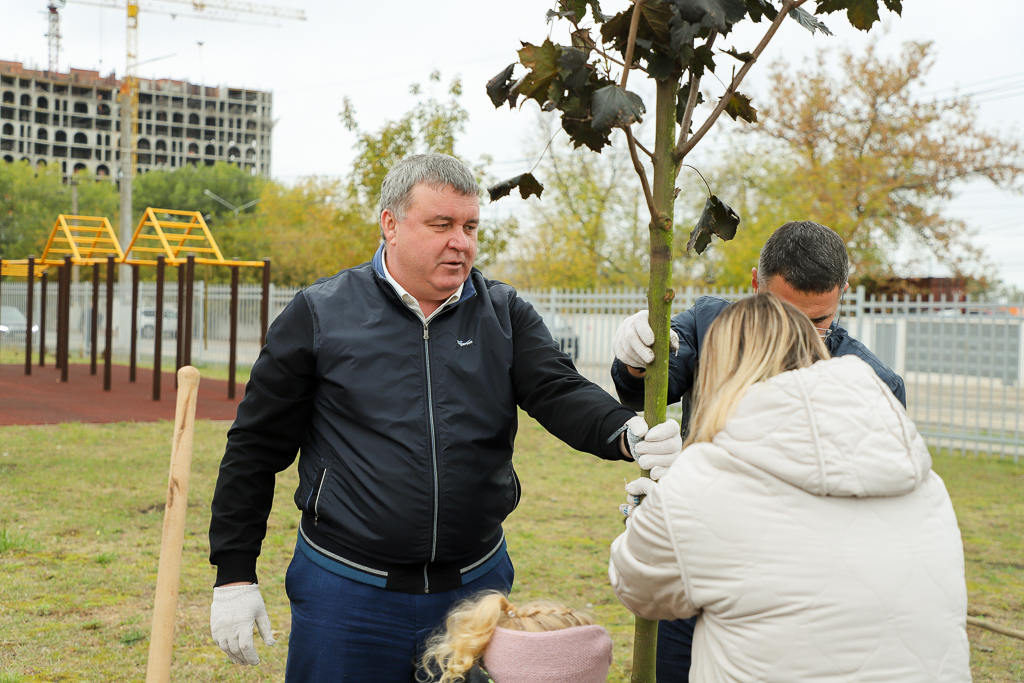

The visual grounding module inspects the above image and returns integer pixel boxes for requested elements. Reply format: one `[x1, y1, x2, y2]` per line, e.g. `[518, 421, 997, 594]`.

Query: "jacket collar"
[371, 244, 476, 305]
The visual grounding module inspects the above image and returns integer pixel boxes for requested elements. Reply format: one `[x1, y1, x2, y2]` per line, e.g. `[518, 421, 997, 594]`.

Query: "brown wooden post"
[60, 256, 72, 382]
[153, 255, 165, 401]
[55, 259, 65, 372]
[130, 264, 139, 382]
[228, 260, 239, 400]
[175, 263, 184, 374]
[90, 262, 99, 375]
[38, 270, 48, 367]
[103, 254, 114, 391]
[24, 256, 34, 375]
[260, 258, 271, 348]
[183, 254, 195, 368]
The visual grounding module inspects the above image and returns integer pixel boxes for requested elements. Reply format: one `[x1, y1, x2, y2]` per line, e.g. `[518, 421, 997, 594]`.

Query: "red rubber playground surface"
[0, 363, 244, 425]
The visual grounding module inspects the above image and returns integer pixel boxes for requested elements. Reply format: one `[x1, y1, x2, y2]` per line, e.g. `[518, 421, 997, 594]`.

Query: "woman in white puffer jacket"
[609, 294, 970, 683]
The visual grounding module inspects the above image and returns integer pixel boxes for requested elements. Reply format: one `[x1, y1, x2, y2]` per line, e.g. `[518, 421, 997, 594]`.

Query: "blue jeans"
[657, 617, 696, 682]
[284, 544, 515, 683]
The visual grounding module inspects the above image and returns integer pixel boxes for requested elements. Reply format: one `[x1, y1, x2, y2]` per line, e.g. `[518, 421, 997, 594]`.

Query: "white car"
[0, 305, 38, 343]
[139, 306, 178, 339]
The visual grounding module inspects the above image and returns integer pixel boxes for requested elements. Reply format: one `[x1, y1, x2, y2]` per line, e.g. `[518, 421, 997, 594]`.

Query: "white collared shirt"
[381, 252, 464, 323]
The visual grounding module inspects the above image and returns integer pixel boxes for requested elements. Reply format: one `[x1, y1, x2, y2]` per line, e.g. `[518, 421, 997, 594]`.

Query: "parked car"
[538, 309, 580, 361]
[139, 306, 178, 339]
[0, 305, 38, 344]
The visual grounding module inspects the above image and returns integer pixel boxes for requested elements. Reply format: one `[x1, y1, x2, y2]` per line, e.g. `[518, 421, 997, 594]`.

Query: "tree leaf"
[488, 173, 544, 202]
[670, 0, 749, 35]
[562, 117, 612, 152]
[694, 45, 717, 74]
[486, 64, 517, 109]
[591, 85, 646, 133]
[646, 53, 676, 81]
[742, 0, 777, 22]
[570, 28, 597, 50]
[601, 1, 674, 57]
[724, 91, 757, 122]
[668, 16, 702, 66]
[788, 7, 833, 36]
[675, 83, 705, 124]
[558, 47, 592, 92]
[546, 8, 577, 23]
[517, 40, 563, 106]
[686, 194, 740, 254]
[815, 0, 900, 31]
[722, 47, 754, 62]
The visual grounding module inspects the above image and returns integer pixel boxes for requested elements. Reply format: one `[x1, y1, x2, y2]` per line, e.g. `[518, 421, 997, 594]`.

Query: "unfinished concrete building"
[0, 60, 273, 177]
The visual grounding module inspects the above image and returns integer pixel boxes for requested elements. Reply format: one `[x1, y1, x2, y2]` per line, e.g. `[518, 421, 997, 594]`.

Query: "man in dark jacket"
[610, 220, 906, 683]
[208, 153, 684, 682]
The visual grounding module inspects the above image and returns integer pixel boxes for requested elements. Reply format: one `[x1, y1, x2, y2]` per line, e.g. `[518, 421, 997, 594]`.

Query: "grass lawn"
[0, 417, 1021, 682]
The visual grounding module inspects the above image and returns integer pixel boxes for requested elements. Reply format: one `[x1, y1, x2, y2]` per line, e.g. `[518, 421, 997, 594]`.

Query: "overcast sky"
[4, 0, 1024, 288]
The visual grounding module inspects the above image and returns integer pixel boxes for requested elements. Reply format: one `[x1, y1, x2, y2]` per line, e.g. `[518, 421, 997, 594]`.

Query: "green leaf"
[694, 44, 717, 74]
[668, 17, 702, 65]
[724, 91, 757, 122]
[815, 0, 900, 31]
[591, 85, 646, 133]
[686, 194, 740, 255]
[486, 64, 517, 109]
[601, 1, 674, 57]
[788, 7, 833, 36]
[517, 40, 563, 106]
[675, 83, 705, 124]
[488, 173, 544, 202]
[742, 0, 777, 22]
[646, 53, 676, 81]
[670, 0, 749, 35]
[570, 28, 597, 50]
[722, 47, 754, 62]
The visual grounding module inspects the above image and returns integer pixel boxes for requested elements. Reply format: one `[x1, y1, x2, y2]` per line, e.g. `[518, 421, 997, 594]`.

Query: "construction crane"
[46, 1, 66, 72]
[57, 0, 305, 274]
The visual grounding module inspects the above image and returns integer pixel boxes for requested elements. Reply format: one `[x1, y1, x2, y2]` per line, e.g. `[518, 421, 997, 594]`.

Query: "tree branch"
[677, 30, 717, 151]
[620, 0, 647, 90]
[625, 125, 658, 220]
[675, 0, 808, 161]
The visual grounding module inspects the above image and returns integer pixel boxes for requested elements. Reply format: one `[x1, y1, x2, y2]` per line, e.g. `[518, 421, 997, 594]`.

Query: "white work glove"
[619, 477, 657, 527]
[612, 310, 680, 369]
[624, 415, 683, 481]
[211, 584, 276, 665]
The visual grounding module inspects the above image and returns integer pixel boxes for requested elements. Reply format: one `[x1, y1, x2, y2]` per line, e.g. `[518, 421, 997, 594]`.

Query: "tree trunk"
[632, 76, 679, 683]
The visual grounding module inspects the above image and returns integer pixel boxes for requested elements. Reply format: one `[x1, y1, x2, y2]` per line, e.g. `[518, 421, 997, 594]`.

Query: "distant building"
[0, 60, 273, 177]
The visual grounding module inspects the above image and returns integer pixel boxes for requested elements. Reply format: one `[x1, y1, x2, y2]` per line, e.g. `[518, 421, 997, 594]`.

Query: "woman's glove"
[210, 583, 276, 665]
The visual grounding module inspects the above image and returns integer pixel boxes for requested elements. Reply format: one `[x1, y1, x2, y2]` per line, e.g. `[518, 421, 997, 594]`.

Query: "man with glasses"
[609, 220, 905, 683]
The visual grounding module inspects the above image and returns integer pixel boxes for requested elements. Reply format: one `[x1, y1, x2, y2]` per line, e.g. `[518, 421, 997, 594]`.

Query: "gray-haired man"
[208, 153, 683, 681]
[610, 220, 906, 682]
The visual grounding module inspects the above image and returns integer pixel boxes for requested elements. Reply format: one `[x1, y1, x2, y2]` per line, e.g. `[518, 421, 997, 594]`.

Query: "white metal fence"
[3, 281, 1022, 460]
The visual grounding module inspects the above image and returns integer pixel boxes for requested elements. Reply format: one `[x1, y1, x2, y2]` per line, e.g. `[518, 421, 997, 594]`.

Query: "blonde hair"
[685, 293, 830, 447]
[418, 592, 595, 683]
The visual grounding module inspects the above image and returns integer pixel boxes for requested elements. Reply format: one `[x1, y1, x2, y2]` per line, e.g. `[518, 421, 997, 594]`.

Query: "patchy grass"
[0, 420, 1021, 681]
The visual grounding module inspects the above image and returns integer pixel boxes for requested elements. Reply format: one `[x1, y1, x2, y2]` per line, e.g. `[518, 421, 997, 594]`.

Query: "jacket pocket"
[509, 462, 522, 512]
[305, 467, 328, 520]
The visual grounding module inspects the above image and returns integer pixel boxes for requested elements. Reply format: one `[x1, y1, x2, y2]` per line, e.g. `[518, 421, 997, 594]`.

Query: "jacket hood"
[711, 356, 930, 497]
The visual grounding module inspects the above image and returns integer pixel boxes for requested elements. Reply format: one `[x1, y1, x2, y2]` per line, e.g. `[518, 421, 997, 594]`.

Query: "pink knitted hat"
[481, 624, 613, 683]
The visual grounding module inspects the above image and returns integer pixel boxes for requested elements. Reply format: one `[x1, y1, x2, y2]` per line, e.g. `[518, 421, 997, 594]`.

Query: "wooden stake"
[145, 366, 201, 683]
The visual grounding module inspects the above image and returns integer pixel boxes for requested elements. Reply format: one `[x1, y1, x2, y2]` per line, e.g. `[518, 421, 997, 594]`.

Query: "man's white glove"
[211, 584, 276, 665]
[612, 310, 680, 369]
[619, 477, 657, 527]
[624, 415, 683, 481]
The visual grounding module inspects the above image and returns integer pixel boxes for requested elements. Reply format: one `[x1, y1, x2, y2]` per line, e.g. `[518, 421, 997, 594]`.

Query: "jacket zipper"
[423, 321, 439, 593]
[313, 467, 328, 526]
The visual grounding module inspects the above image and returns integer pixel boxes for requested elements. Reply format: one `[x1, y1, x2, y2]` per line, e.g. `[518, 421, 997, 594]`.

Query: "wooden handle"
[146, 366, 201, 683]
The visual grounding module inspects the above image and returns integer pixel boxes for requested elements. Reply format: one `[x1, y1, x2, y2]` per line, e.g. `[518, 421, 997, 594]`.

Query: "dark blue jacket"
[211, 247, 635, 593]
[611, 295, 906, 414]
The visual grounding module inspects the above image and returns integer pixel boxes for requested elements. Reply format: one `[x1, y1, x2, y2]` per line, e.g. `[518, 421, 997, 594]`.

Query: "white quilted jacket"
[609, 356, 971, 682]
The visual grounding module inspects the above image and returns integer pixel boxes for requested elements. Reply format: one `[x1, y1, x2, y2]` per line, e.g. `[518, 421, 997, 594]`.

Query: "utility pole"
[117, 2, 138, 283]
[71, 176, 80, 283]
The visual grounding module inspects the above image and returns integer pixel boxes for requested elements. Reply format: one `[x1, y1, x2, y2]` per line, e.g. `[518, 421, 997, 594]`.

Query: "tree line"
[2, 45, 1021, 290]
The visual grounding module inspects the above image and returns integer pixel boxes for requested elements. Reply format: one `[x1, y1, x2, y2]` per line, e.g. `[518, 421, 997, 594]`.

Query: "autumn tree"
[486, 1, 902, 678]
[696, 40, 1024, 287]
[505, 116, 649, 289]
[0, 162, 117, 260]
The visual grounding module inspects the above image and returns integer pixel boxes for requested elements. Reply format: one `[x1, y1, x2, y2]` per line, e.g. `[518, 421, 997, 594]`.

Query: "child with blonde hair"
[419, 591, 613, 683]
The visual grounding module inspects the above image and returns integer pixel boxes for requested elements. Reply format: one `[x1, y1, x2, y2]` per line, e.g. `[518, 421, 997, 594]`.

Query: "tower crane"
[46, 1, 67, 72]
[57, 0, 305, 270]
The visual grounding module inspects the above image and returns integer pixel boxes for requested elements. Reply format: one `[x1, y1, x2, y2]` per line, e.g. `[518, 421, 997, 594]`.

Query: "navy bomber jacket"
[611, 295, 907, 415]
[210, 247, 636, 593]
